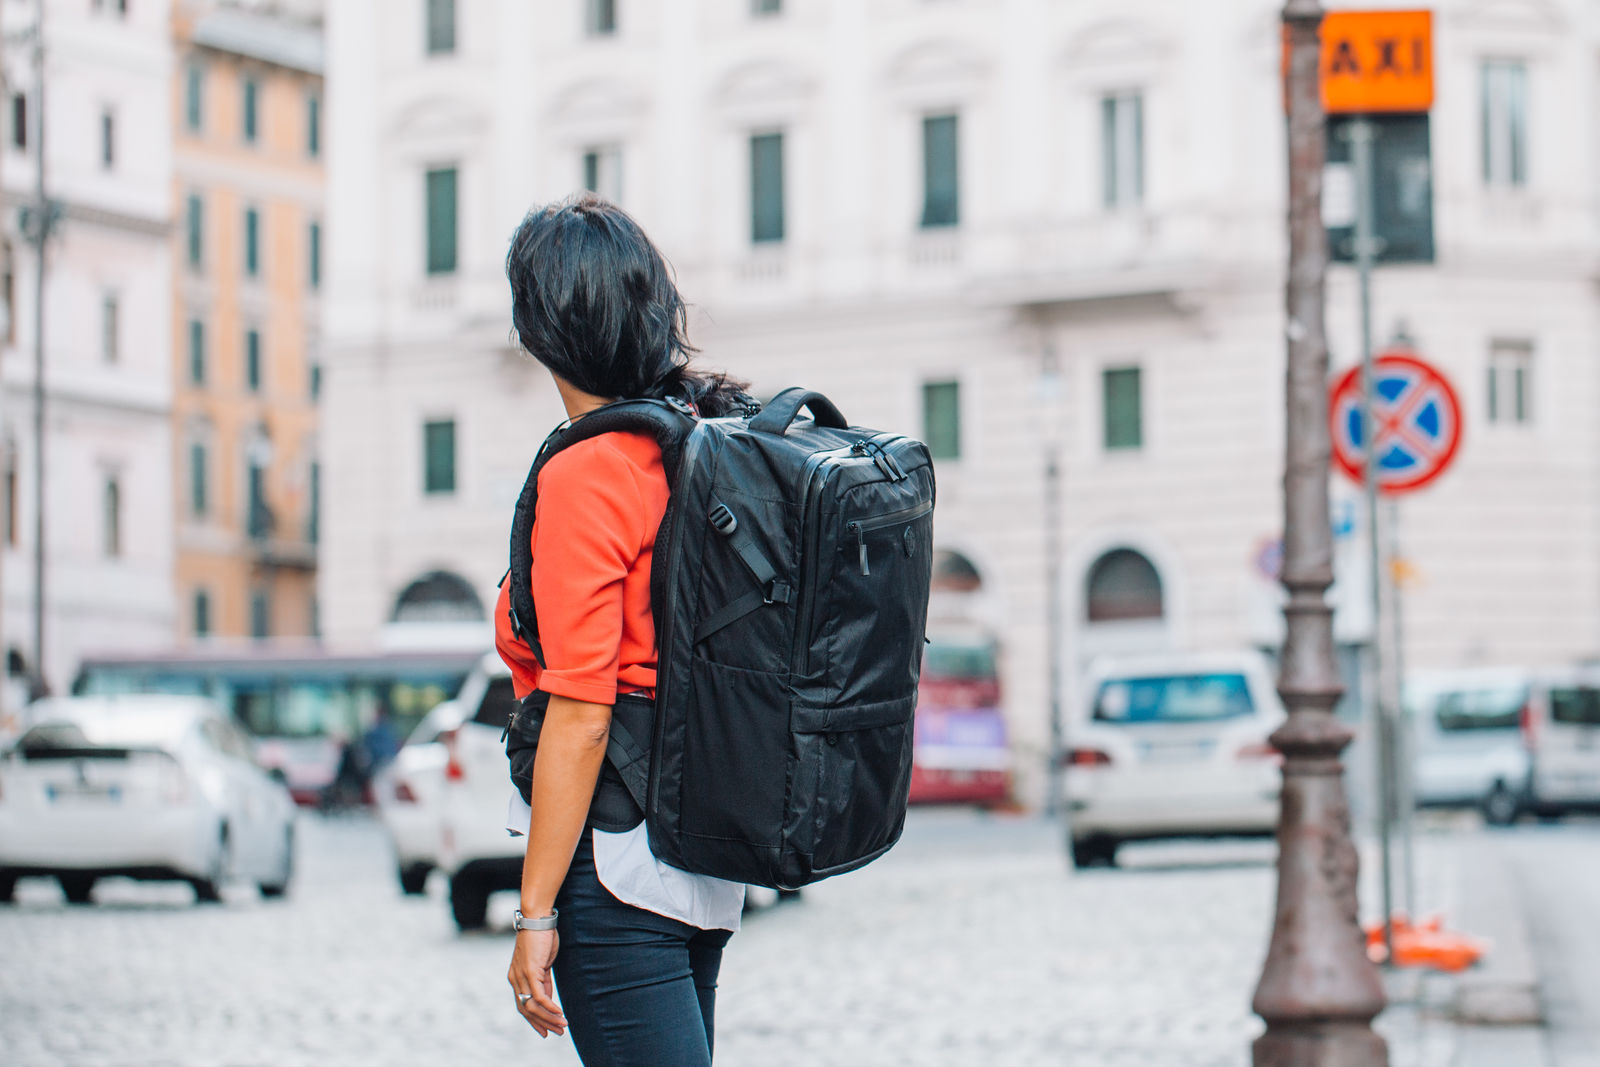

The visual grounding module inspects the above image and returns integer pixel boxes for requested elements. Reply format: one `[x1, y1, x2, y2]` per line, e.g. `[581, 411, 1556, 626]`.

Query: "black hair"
[506, 193, 751, 417]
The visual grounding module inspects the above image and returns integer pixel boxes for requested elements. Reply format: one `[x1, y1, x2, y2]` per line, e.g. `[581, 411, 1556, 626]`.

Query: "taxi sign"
[1319, 9, 1434, 113]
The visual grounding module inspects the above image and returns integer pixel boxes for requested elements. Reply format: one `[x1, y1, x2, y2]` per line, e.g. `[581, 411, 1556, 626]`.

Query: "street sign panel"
[1330, 350, 1462, 494]
[1319, 10, 1434, 114]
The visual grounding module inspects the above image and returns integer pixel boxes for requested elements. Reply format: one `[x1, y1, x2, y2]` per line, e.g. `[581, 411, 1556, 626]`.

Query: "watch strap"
[514, 908, 559, 932]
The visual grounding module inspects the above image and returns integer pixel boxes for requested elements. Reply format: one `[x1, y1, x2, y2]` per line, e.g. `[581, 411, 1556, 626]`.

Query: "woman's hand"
[508, 929, 566, 1036]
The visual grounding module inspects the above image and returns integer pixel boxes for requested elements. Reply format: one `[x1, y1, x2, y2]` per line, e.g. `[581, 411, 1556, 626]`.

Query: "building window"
[581, 145, 622, 203]
[427, 0, 455, 54]
[185, 66, 203, 132]
[586, 0, 617, 36]
[1481, 60, 1527, 189]
[100, 109, 115, 169]
[920, 113, 959, 229]
[1488, 339, 1533, 425]
[922, 381, 961, 460]
[103, 476, 121, 558]
[242, 77, 259, 144]
[4, 447, 16, 546]
[309, 362, 322, 401]
[308, 460, 320, 544]
[307, 93, 320, 158]
[10, 92, 26, 150]
[425, 167, 458, 275]
[1102, 366, 1143, 451]
[188, 319, 206, 384]
[101, 292, 118, 363]
[247, 459, 271, 539]
[246, 328, 263, 392]
[193, 589, 211, 639]
[423, 419, 456, 495]
[752, 0, 781, 14]
[189, 441, 208, 517]
[186, 194, 203, 269]
[250, 588, 270, 639]
[1086, 548, 1164, 622]
[1101, 91, 1144, 210]
[308, 221, 321, 289]
[244, 207, 260, 277]
[750, 131, 784, 244]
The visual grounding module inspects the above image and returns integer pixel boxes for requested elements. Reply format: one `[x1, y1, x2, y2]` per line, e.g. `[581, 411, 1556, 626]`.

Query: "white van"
[1065, 652, 1286, 868]
[1409, 666, 1600, 824]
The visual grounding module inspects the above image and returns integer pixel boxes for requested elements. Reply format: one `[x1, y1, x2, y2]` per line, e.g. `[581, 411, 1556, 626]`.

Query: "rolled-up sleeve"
[529, 439, 647, 705]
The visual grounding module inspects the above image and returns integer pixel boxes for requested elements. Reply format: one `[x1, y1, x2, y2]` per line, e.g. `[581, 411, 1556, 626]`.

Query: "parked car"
[1410, 666, 1600, 824]
[0, 695, 296, 904]
[437, 656, 521, 930]
[1065, 652, 1285, 869]
[374, 698, 465, 895]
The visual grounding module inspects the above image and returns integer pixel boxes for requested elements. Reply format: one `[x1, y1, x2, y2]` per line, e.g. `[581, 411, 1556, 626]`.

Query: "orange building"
[171, 3, 323, 640]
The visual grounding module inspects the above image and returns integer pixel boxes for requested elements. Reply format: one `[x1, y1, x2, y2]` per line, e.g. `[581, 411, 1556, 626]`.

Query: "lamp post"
[1252, 2, 1388, 1063]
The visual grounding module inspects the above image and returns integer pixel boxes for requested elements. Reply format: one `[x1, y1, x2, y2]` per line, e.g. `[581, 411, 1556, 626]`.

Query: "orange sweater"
[494, 431, 668, 705]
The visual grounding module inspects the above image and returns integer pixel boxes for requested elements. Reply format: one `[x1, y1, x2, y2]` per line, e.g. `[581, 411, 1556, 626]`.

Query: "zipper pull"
[850, 522, 870, 575]
[500, 705, 517, 744]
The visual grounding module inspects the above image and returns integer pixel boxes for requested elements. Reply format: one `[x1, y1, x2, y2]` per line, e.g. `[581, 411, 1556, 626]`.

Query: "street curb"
[1451, 834, 1544, 1027]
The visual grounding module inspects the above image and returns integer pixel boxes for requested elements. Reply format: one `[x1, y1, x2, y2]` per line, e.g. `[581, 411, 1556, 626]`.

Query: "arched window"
[392, 570, 485, 624]
[931, 549, 983, 593]
[1085, 548, 1163, 622]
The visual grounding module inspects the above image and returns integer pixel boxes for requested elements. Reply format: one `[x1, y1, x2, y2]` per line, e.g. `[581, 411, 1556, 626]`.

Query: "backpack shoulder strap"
[506, 398, 697, 667]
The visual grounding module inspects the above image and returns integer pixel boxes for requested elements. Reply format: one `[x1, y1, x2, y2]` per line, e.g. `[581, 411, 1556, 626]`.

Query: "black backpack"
[504, 388, 936, 889]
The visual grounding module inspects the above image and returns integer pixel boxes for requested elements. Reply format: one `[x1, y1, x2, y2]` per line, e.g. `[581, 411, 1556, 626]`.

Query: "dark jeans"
[553, 832, 734, 1066]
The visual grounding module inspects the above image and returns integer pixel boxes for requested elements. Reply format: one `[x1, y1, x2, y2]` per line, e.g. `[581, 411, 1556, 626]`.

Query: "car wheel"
[1070, 835, 1119, 870]
[259, 826, 295, 900]
[398, 863, 432, 896]
[59, 874, 96, 905]
[0, 872, 16, 904]
[1482, 783, 1521, 827]
[192, 826, 230, 904]
[450, 873, 489, 931]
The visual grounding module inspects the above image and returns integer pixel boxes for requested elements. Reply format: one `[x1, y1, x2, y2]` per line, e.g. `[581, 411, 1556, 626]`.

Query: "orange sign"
[1320, 9, 1434, 113]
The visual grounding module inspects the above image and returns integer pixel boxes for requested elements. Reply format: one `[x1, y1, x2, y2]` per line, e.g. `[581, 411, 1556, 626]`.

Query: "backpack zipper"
[845, 499, 934, 576]
[791, 435, 921, 673]
[647, 423, 711, 822]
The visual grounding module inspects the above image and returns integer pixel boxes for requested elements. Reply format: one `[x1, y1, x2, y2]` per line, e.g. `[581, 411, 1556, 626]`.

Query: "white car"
[374, 698, 465, 895]
[437, 655, 522, 930]
[0, 696, 296, 904]
[1410, 665, 1600, 824]
[1065, 652, 1286, 868]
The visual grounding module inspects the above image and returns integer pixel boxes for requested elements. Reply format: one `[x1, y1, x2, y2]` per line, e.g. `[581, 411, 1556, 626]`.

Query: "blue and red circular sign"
[1330, 350, 1462, 494]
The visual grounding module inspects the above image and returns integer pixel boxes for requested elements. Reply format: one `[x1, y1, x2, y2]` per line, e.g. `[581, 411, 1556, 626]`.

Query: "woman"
[497, 193, 751, 1065]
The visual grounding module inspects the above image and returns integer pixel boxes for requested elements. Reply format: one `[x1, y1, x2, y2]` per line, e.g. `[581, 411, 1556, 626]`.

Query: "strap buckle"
[708, 504, 738, 536]
[765, 582, 793, 606]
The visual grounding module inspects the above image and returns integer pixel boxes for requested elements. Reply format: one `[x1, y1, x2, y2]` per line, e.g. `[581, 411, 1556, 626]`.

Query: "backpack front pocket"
[814, 489, 934, 707]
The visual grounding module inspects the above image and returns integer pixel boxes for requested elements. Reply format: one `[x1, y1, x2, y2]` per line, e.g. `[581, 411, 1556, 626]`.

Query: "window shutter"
[750, 132, 785, 243]
[426, 168, 459, 275]
[921, 115, 959, 228]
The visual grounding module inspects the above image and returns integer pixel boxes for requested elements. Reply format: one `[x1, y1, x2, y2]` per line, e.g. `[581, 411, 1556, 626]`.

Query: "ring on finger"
[517, 993, 533, 1003]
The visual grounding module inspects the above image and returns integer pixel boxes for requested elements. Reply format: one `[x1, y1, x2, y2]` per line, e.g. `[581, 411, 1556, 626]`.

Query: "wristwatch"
[514, 908, 559, 933]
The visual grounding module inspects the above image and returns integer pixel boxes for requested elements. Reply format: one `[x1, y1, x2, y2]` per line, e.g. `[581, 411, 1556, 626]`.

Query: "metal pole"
[1348, 115, 1395, 960]
[27, 0, 47, 699]
[1045, 445, 1064, 820]
[1387, 496, 1415, 920]
[1254, 3, 1389, 1061]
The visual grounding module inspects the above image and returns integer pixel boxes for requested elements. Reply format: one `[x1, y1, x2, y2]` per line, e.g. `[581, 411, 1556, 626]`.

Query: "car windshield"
[1434, 687, 1525, 732]
[1092, 672, 1255, 725]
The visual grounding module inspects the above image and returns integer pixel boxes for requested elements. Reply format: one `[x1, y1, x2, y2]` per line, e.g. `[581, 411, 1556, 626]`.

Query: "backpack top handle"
[749, 388, 849, 436]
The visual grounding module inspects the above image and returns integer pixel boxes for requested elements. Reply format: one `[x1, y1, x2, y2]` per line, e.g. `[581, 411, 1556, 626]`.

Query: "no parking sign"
[1330, 350, 1462, 494]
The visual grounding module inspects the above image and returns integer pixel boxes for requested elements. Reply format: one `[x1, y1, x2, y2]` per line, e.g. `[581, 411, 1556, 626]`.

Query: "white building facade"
[324, 0, 1600, 800]
[1, 0, 176, 695]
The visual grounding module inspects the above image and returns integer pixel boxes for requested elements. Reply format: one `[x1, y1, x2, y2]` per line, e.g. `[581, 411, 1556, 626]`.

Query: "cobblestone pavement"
[0, 810, 1488, 1066]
